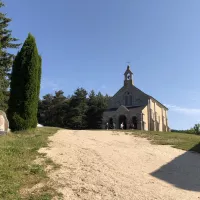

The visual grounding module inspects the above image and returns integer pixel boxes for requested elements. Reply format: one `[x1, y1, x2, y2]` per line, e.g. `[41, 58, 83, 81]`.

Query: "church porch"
[102, 105, 148, 131]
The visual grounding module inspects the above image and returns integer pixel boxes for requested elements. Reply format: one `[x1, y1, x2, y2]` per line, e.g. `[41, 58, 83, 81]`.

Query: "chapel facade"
[102, 66, 169, 132]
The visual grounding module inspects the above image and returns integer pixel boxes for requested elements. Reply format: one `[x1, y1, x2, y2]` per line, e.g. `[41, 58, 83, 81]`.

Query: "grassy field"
[0, 127, 61, 200]
[125, 130, 200, 153]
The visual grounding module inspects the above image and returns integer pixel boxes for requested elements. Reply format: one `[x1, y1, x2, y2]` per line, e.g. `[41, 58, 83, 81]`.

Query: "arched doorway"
[119, 115, 127, 129]
[109, 118, 113, 129]
[132, 116, 138, 129]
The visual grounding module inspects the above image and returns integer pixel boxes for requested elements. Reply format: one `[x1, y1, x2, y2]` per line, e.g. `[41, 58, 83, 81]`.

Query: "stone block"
[0, 110, 9, 134]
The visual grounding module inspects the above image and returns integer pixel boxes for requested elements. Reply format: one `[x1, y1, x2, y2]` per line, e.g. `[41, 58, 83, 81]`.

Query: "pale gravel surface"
[39, 130, 200, 200]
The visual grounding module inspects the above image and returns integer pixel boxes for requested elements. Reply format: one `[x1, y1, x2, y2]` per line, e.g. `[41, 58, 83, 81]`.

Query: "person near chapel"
[113, 122, 116, 130]
[120, 122, 124, 129]
[130, 123, 134, 130]
[105, 122, 109, 130]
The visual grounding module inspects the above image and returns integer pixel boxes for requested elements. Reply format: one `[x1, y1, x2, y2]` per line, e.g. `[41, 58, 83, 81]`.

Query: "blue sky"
[4, 0, 200, 130]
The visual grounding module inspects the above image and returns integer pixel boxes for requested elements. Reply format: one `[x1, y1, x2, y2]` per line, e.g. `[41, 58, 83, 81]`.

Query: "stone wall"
[108, 85, 149, 109]
[149, 99, 168, 132]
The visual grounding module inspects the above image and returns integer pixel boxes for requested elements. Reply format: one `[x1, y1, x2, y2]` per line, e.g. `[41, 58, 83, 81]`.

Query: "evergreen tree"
[8, 33, 41, 131]
[0, 1, 20, 111]
[86, 91, 109, 129]
[67, 88, 88, 129]
[38, 91, 70, 127]
[37, 55, 42, 100]
[38, 94, 54, 126]
[52, 91, 70, 127]
[95, 92, 109, 128]
[37, 88, 110, 130]
[194, 124, 200, 135]
[86, 90, 98, 129]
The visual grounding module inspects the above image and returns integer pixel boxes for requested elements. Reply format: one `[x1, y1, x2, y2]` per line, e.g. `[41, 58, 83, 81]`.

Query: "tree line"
[38, 89, 110, 129]
[171, 124, 200, 135]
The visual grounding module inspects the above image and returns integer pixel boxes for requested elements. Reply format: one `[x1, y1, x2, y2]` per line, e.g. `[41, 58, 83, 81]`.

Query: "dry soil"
[39, 130, 200, 200]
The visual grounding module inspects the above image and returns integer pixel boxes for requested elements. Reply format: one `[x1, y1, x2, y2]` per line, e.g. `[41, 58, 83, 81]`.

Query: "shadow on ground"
[150, 143, 200, 191]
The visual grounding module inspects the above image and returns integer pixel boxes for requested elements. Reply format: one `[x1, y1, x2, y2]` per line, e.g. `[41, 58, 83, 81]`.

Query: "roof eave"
[149, 96, 168, 110]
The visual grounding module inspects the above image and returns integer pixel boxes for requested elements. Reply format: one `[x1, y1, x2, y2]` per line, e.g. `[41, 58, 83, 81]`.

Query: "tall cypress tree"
[8, 33, 41, 131]
[0, 1, 20, 111]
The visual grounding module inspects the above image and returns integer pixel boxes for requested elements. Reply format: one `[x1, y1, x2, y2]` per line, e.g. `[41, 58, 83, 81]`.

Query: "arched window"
[126, 73, 131, 80]
[124, 92, 133, 106]
[129, 95, 132, 106]
[125, 96, 128, 106]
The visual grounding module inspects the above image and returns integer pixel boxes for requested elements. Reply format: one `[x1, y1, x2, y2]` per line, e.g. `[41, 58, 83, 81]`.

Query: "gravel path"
[39, 130, 200, 200]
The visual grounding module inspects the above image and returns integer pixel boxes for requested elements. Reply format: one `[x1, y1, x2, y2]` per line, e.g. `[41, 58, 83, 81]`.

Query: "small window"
[125, 96, 128, 106]
[124, 92, 133, 106]
[129, 95, 132, 106]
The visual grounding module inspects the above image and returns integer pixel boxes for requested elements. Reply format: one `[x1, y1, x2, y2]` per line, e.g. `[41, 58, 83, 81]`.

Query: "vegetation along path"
[39, 130, 200, 200]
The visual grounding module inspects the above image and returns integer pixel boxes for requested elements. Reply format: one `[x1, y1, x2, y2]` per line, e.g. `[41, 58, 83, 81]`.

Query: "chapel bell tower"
[124, 65, 133, 86]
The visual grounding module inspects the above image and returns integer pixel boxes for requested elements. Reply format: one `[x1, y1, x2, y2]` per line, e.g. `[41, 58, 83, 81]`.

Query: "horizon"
[4, 0, 200, 130]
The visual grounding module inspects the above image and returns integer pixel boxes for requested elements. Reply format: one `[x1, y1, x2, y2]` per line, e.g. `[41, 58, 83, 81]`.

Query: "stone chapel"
[102, 66, 169, 132]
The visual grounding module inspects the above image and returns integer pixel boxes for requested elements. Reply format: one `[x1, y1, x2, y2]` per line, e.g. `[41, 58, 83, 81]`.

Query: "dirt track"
[39, 130, 200, 200]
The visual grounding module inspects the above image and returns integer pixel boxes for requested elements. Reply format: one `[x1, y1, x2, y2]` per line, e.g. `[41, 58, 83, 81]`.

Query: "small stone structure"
[0, 110, 9, 135]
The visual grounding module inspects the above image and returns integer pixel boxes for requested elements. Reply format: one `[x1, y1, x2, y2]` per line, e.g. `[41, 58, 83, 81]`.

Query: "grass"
[0, 127, 62, 200]
[124, 129, 200, 153]
[44, 158, 61, 170]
